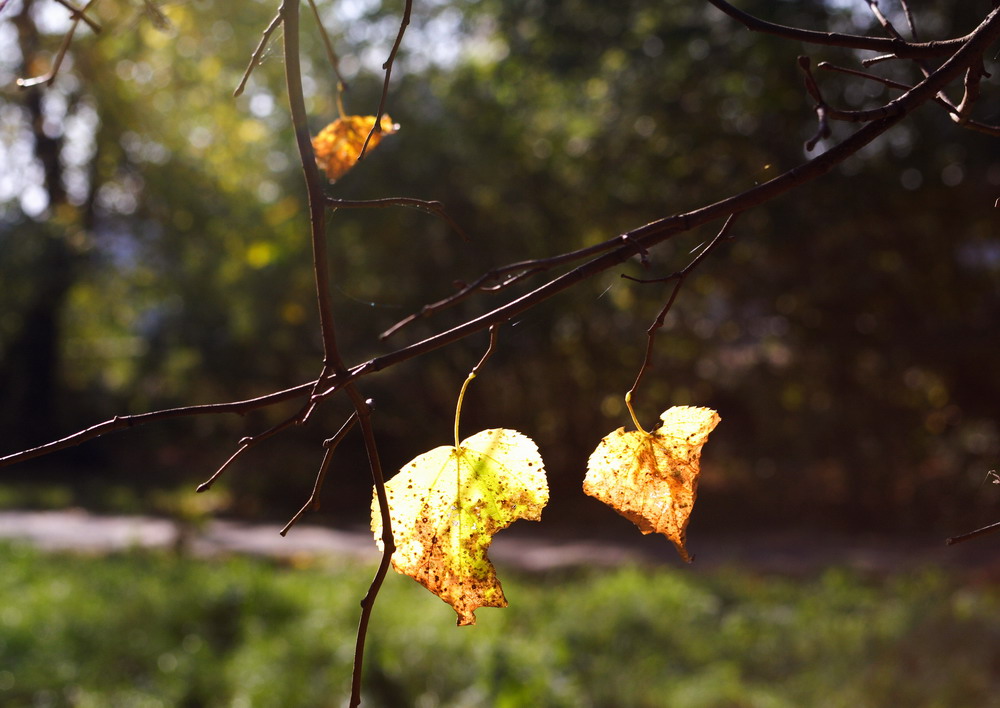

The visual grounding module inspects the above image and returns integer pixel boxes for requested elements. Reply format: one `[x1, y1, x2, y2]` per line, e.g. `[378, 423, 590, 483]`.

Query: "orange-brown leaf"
[583, 406, 720, 562]
[312, 115, 398, 181]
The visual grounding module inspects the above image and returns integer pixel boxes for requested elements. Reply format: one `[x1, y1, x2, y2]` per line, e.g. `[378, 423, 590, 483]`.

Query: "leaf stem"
[453, 326, 500, 449]
[625, 391, 649, 436]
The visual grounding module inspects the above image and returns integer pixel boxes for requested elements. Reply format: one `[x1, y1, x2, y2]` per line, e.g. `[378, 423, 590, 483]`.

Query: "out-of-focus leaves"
[312, 115, 398, 181]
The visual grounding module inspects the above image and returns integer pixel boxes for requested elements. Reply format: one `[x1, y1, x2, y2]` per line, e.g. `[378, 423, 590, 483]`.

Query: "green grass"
[2, 543, 999, 707]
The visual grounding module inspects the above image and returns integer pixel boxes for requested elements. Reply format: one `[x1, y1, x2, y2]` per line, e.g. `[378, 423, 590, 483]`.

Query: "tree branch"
[358, 0, 412, 160]
[7, 6, 998, 471]
[705, 0, 968, 58]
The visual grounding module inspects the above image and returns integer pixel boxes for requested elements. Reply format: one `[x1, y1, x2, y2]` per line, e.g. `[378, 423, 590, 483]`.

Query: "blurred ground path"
[1, 509, 998, 575]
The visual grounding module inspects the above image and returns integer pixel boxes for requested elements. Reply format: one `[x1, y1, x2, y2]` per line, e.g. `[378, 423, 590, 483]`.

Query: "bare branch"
[327, 196, 469, 241]
[52, 0, 101, 33]
[898, 0, 919, 40]
[358, 0, 412, 160]
[284, 0, 346, 377]
[947, 519, 1000, 545]
[0, 382, 314, 468]
[6, 6, 999, 474]
[349, 397, 393, 708]
[280, 410, 359, 536]
[234, 7, 284, 98]
[817, 61, 1000, 136]
[380, 235, 633, 339]
[319, 4, 1000, 399]
[866, 0, 907, 42]
[283, 5, 393, 705]
[954, 58, 989, 124]
[626, 214, 738, 408]
[17, 0, 99, 88]
[705, 0, 966, 58]
[306, 0, 347, 89]
[196, 397, 317, 493]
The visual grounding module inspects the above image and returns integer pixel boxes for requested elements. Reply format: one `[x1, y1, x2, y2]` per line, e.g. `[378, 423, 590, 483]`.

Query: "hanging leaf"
[312, 115, 398, 181]
[372, 428, 548, 626]
[584, 406, 720, 562]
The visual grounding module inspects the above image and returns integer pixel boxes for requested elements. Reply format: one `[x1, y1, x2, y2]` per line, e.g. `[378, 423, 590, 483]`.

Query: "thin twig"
[306, 0, 347, 88]
[52, 0, 101, 33]
[947, 520, 1000, 545]
[625, 215, 738, 407]
[954, 58, 988, 124]
[327, 196, 469, 241]
[0, 381, 314, 468]
[798, 56, 832, 150]
[280, 410, 359, 536]
[705, 0, 966, 58]
[380, 236, 633, 339]
[898, 0, 919, 40]
[350, 397, 393, 708]
[817, 61, 1000, 137]
[861, 53, 896, 67]
[358, 0, 412, 160]
[17, 0, 99, 88]
[866, 1, 907, 42]
[234, 7, 284, 98]
[196, 398, 316, 492]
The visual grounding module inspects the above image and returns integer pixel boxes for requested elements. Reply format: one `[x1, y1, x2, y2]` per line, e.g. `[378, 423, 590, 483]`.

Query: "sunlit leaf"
[312, 115, 398, 181]
[372, 428, 548, 626]
[584, 406, 720, 562]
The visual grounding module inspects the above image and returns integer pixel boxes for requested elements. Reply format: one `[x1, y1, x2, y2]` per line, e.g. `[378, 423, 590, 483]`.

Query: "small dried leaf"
[312, 115, 398, 181]
[372, 428, 548, 626]
[583, 406, 720, 562]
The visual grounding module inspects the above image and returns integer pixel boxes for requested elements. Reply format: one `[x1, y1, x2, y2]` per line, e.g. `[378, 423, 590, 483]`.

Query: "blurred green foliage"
[0, 0, 998, 530]
[2, 543, 1000, 707]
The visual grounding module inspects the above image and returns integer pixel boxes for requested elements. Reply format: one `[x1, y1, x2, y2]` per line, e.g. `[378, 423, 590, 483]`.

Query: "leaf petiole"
[454, 371, 475, 449]
[625, 391, 650, 436]
[454, 325, 500, 449]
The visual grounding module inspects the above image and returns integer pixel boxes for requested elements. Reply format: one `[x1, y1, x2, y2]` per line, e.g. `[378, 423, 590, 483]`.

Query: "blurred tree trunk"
[1, 0, 82, 445]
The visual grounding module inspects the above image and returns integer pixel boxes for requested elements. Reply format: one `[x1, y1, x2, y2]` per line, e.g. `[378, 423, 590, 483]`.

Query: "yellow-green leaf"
[312, 114, 398, 182]
[372, 428, 548, 626]
[583, 406, 720, 562]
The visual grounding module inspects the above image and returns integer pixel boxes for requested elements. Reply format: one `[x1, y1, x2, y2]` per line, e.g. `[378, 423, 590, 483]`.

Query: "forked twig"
[817, 61, 1000, 137]
[380, 236, 635, 339]
[705, 0, 966, 58]
[234, 7, 284, 97]
[954, 58, 989, 124]
[52, 0, 101, 33]
[280, 410, 359, 536]
[17, 0, 99, 88]
[625, 214, 738, 414]
[357, 0, 412, 160]
[196, 397, 318, 493]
